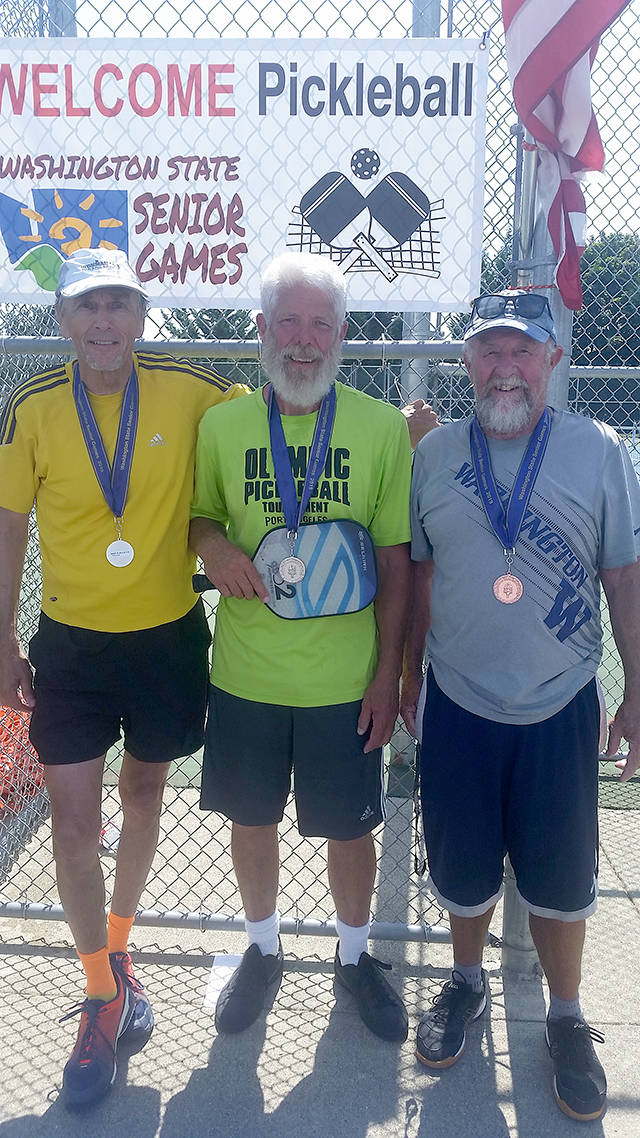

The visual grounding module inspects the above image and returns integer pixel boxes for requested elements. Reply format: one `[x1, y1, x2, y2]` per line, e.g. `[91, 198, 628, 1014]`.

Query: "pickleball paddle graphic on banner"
[289, 151, 443, 280]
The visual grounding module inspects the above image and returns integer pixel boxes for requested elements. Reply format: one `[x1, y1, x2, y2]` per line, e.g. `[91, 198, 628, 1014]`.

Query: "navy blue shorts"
[28, 602, 211, 765]
[200, 686, 386, 840]
[419, 668, 600, 920]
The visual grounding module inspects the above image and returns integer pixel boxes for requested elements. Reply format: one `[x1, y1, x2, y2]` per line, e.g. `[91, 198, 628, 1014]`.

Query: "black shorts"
[200, 686, 386, 840]
[28, 602, 211, 765]
[419, 667, 600, 920]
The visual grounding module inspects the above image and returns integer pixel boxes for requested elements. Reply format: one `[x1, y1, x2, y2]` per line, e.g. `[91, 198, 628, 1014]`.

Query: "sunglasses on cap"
[471, 293, 552, 321]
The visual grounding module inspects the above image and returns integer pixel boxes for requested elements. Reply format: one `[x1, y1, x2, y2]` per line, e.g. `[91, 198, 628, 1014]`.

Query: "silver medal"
[278, 555, 306, 583]
[106, 539, 135, 567]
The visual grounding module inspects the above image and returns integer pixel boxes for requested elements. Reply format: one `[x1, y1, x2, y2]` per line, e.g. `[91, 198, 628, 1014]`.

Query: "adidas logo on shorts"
[149, 433, 166, 446]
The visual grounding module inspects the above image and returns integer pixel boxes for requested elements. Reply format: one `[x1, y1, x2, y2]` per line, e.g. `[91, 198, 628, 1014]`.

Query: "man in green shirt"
[190, 252, 411, 1042]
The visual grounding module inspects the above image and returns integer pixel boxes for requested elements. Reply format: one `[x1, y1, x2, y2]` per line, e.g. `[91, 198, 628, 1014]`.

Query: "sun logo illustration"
[0, 188, 128, 290]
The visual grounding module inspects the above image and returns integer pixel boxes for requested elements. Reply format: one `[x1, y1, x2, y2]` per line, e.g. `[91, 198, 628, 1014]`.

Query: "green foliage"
[572, 232, 640, 367]
[161, 307, 255, 340]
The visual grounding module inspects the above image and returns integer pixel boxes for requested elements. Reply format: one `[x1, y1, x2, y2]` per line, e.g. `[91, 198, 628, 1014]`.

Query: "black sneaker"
[215, 940, 284, 1034]
[416, 970, 487, 1068]
[334, 949, 408, 1042]
[546, 1016, 607, 1121]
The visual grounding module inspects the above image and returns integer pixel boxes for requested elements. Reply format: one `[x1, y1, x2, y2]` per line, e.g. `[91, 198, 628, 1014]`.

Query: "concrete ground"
[0, 806, 638, 1138]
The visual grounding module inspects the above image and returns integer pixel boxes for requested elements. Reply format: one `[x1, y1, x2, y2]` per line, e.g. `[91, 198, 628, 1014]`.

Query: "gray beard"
[261, 335, 342, 409]
[475, 385, 534, 435]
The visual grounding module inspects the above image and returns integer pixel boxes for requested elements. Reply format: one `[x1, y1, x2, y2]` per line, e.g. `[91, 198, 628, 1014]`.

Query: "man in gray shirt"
[402, 291, 640, 1123]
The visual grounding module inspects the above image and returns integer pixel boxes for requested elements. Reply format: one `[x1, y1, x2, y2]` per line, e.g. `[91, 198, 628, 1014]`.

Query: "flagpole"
[513, 129, 573, 413]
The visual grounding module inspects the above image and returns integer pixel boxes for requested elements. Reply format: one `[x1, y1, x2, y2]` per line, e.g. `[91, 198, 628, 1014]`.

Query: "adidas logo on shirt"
[149, 433, 166, 446]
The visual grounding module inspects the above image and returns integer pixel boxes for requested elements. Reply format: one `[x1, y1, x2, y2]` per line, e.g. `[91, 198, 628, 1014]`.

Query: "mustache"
[486, 377, 527, 392]
[282, 349, 323, 363]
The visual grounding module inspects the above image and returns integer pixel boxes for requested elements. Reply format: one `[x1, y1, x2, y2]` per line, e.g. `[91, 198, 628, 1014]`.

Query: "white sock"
[336, 917, 370, 966]
[245, 909, 280, 957]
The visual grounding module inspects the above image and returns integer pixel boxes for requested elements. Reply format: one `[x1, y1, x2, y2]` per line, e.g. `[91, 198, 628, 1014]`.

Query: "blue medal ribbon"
[267, 383, 337, 536]
[72, 363, 138, 521]
[470, 407, 552, 552]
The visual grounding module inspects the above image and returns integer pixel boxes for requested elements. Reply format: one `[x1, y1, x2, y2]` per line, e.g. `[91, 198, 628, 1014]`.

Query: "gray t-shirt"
[410, 409, 640, 724]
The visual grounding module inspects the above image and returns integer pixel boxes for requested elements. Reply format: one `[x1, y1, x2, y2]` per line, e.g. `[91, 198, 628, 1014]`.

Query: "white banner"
[0, 37, 488, 312]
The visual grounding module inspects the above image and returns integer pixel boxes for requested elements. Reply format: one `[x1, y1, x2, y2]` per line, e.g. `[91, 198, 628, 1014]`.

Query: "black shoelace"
[59, 998, 115, 1060]
[550, 1019, 605, 1064]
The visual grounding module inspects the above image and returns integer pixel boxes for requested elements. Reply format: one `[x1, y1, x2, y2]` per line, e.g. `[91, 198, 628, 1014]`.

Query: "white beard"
[261, 332, 342, 409]
[475, 381, 534, 435]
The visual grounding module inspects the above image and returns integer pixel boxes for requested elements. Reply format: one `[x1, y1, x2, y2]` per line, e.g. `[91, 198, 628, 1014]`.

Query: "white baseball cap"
[56, 249, 147, 300]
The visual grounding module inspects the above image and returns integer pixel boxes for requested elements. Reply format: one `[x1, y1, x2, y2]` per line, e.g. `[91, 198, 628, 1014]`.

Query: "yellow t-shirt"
[0, 351, 247, 631]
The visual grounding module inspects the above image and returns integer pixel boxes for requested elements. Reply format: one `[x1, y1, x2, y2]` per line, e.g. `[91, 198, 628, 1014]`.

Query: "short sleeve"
[0, 398, 38, 513]
[410, 443, 434, 562]
[599, 438, 640, 569]
[190, 405, 229, 525]
[367, 411, 412, 547]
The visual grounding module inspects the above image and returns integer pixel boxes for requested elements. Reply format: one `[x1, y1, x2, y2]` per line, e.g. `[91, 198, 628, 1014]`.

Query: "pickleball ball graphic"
[350, 149, 380, 180]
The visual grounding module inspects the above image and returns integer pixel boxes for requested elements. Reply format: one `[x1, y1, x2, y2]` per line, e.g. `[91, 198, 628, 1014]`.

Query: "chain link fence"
[1, 0, 638, 932]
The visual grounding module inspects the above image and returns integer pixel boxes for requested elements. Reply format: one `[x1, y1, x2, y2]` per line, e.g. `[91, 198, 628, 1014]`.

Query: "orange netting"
[0, 708, 45, 816]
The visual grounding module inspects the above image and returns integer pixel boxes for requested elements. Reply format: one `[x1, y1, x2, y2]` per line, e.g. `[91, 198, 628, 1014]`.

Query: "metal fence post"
[48, 0, 77, 35]
[397, 0, 443, 408]
[501, 857, 542, 978]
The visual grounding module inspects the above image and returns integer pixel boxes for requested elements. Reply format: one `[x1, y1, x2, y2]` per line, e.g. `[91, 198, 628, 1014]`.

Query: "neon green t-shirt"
[0, 351, 247, 632]
[191, 382, 411, 706]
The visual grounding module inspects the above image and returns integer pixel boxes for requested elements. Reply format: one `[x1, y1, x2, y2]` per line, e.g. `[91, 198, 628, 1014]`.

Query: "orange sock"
[107, 911, 135, 955]
[77, 946, 117, 1002]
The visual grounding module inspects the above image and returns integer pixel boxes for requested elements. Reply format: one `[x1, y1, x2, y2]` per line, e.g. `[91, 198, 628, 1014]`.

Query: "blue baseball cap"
[464, 291, 557, 343]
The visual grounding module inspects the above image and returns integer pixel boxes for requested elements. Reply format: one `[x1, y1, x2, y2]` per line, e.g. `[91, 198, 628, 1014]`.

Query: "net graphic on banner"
[288, 163, 446, 282]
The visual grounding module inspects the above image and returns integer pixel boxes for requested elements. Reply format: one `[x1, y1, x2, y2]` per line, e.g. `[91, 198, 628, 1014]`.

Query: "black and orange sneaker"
[110, 951, 154, 1050]
[60, 968, 134, 1109]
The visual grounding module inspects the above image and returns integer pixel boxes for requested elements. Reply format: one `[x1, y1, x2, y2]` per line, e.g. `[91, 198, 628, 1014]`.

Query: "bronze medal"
[493, 573, 523, 604]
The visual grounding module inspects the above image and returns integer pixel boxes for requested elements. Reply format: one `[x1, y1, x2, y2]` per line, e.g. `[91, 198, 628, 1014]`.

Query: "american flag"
[502, 0, 631, 310]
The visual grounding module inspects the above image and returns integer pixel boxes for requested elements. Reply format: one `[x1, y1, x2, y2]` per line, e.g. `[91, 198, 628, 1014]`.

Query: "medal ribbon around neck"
[73, 363, 138, 558]
[470, 407, 552, 563]
[268, 382, 337, 536]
